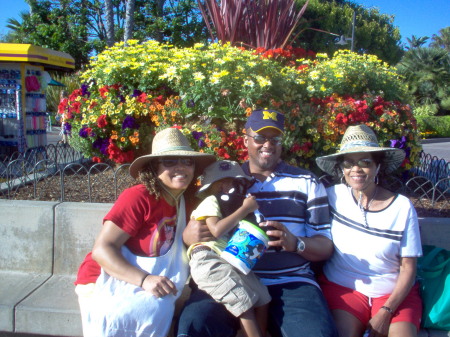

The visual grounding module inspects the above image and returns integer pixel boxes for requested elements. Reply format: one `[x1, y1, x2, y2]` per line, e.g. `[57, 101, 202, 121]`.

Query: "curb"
[420, 138, 450, 144]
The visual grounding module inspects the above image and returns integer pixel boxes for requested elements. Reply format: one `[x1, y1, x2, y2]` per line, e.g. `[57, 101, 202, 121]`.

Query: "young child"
[188, 160, 270, 337]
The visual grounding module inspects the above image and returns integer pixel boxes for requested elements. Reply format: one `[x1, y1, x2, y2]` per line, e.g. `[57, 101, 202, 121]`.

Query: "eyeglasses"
[340, 158, 374, 169]
[158, 158, 194, 167]
[247, 134, 283, 146]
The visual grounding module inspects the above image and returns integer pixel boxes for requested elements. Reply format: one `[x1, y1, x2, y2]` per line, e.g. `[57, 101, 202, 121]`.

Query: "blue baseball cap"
[245, 109, 285, 133]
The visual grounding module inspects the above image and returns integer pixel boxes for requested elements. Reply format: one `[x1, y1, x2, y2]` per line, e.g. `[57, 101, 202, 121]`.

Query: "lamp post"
[335, 10, 356, 51]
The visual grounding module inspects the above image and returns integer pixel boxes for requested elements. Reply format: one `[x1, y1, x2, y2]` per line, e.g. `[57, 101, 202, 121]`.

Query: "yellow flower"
[256, 76, 271, 88]
[244, 80, 254, 87]
[193, 72, 205, 81]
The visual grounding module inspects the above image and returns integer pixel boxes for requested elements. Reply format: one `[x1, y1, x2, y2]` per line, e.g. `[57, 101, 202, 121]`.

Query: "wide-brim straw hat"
[196, 160, 253, 198]
[315, 124, 406, 175]
[129, 127, 216, 179]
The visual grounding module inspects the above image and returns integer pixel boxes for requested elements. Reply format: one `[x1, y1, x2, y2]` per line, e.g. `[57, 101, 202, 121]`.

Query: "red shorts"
[318, 274, 422, 331]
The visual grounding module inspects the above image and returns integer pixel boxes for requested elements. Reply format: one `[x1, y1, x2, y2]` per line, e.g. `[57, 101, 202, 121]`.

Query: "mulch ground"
[2, 170, 449, 218]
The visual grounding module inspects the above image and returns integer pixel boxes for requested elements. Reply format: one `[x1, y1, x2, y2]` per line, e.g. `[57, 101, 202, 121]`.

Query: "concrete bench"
[0, 201, 56, 333]
[0, 199, 449, 337]
[13, 202, 110, 336]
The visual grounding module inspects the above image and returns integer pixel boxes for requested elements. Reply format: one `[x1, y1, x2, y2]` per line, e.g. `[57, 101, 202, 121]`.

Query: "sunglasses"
[247, 134, 283, 146]
[158, 158, 194, 167]
[340, 158, 374, 169]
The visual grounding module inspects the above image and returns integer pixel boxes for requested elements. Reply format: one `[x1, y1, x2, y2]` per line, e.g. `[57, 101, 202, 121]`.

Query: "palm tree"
[406, 35, 429, 50]
[430, 27, 450, 52]
[124, 0, 136, 43]
[397, 47, 450, 115]
[105, 0, 115, 47]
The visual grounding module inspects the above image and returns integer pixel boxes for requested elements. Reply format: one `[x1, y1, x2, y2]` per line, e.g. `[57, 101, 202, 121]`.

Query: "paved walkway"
[46, 125, 62, 145]
[421, 138, 450, 162]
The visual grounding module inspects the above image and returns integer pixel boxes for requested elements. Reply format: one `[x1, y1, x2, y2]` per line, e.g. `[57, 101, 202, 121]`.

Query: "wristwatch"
[296, 237, 305, 253]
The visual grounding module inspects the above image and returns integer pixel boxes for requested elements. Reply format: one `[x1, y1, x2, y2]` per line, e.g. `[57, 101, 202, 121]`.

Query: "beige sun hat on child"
[129, 127, 216, 179]
[315, 124, 406, 175]
[197, 160, 253, 198]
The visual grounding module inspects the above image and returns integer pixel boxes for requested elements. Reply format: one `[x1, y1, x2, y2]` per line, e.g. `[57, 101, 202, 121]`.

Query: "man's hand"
[260, 220, 297, 251]
[183, 219, 215, 246]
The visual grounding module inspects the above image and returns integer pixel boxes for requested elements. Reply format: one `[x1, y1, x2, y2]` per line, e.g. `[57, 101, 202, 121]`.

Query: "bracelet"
[381, 305, 395, 316]
[140, 274, 149, 288]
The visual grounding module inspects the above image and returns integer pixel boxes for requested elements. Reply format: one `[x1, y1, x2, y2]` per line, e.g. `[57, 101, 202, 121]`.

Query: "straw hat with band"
[129, 127, 216, 179]
[315, 124, 406, 175]
[196, 160, 253, 199]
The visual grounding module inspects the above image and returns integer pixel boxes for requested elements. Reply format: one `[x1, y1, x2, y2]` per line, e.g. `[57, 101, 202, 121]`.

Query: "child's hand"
[242, 194, 259, 213]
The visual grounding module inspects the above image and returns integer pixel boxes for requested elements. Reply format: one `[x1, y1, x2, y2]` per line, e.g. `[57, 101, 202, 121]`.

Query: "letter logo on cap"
[262, 110, 278, 121]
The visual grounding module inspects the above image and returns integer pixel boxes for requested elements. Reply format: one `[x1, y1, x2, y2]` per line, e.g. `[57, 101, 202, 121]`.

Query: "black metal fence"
[1, 143, 449, 216]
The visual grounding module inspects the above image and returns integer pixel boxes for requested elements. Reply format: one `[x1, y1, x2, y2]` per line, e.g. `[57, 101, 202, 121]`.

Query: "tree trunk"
[105, 0, 115, 47]
[124, 0, 136, 43]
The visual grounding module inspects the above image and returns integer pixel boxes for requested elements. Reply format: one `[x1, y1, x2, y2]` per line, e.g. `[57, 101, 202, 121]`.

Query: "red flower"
[297, 65, 309, 72]
[374, 105, 384, 116]
[69, 101, 82, 114]
[217, 148, 230, 159]
[290, 143, 301, 152]
[155, 95, 166, 105]
[335, 113, 348, 125]
[97, 115, 108, 128]
[69, 89, 82, 101]
[107, 141, 135, 164]
[137, 92, 148, 103]
[58, 98, 69, 114]
[99, 86, 109, 98]
[92, 156, 102, 163]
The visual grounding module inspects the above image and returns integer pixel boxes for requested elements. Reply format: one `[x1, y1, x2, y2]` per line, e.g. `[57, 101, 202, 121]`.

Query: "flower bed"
[59, 40, 420, 175]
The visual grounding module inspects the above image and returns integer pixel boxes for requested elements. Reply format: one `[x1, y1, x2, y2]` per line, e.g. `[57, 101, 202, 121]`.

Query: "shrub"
[416, 116, 450, 138]
[59, 40, 421, 174]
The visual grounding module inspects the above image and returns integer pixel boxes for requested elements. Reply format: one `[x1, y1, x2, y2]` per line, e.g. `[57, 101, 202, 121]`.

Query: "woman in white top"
[315, 124, 422, 337]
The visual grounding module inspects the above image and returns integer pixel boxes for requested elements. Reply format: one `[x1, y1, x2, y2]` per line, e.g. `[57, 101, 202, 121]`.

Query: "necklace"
[353, 186, 378, 228]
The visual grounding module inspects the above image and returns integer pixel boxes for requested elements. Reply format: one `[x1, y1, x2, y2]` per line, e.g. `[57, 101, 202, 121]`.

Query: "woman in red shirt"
[75, 127, 215, 337]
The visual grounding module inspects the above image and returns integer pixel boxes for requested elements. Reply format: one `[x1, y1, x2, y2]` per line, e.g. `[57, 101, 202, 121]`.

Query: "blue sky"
[0, 0, 449, 46]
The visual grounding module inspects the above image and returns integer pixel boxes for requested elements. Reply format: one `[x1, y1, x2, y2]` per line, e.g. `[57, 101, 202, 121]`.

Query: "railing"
[0, 143, 449, 216]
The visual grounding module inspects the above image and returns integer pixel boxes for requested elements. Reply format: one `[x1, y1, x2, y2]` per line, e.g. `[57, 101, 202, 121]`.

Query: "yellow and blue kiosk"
[0, 44, 74, 155]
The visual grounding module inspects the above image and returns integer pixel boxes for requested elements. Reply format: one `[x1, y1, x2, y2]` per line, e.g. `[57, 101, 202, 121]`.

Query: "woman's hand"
[142, 275, 178, 298]
[367, 309, 392, 337]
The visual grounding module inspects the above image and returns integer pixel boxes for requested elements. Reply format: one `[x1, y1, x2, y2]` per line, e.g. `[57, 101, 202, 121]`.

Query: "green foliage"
[413, 104, 439, 117]
[416, 116, 450, 138]
[295, 0, 403, 65]
[406, 35, 429, 50]
[4, 0, 92, 69]
[430, 27, 450, 52]
[397, 47, 450, 116]
[294, 51, 409, 101]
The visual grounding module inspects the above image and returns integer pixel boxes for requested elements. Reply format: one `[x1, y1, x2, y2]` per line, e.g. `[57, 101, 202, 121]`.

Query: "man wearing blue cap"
[177, 109, 338, 337]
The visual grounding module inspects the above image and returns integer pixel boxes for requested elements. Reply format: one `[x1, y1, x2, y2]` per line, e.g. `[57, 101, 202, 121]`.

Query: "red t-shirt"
[75, 184, 179, 285]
